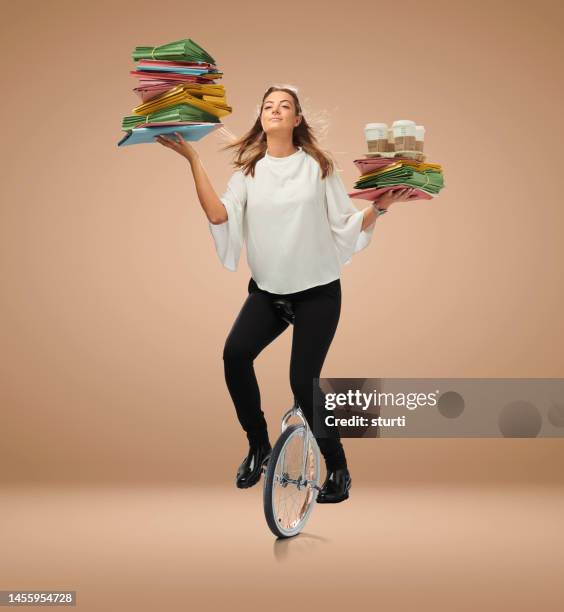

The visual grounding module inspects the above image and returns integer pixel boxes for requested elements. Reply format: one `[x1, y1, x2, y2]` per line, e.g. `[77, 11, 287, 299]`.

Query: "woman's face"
[260, 90, 302, 135]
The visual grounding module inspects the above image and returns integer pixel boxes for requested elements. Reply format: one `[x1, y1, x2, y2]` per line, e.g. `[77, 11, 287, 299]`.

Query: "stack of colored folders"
[117, 38, 232, 147]
[347, 157, 445, 202]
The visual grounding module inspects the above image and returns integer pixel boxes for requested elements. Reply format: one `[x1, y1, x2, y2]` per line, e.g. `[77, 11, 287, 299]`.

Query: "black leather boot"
[316, 467, 352, 503]
[235, 442, 272, 489]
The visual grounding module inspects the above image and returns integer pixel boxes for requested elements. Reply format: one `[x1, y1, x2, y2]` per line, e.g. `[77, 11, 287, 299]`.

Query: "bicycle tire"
[263, 423, 320, 538]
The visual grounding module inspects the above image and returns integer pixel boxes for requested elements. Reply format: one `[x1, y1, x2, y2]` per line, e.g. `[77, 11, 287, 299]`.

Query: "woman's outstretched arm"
[155, 132, 228, 225]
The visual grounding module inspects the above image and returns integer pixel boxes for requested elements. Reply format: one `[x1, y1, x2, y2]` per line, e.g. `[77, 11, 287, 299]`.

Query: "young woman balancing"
[156, 85, 414, 503]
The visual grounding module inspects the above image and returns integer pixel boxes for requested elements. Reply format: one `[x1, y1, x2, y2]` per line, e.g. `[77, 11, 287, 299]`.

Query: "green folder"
[122, 103, 220, 130]
[132, 38, 215, 64]
[355, 167, 444, 195]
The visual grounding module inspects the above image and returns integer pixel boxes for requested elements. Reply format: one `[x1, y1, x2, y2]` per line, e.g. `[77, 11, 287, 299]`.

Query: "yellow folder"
[133, 84, 232, 118]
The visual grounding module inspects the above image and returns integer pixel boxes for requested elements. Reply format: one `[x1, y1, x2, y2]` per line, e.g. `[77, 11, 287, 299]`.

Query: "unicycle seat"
[272, 299, 295, 325]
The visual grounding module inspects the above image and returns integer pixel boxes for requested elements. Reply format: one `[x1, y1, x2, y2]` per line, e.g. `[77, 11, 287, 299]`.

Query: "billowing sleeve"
[324, 169, 376, 266]
[208, 170, 247, 272]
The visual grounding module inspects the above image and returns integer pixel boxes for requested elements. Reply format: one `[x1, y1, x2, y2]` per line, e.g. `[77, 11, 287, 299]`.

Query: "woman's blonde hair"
[220, 85, 335, 179]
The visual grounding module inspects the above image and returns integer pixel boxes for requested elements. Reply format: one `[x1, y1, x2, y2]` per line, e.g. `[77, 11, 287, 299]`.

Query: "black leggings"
[222, 276, 347, 471]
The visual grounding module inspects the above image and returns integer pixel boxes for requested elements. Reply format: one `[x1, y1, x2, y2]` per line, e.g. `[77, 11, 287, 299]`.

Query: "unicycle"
[261, 298, 322, 538]
[262, 397, 321, 538]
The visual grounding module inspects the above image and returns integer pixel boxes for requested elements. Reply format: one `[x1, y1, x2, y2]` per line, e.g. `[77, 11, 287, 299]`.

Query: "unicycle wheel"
[263, 424, 320, 538]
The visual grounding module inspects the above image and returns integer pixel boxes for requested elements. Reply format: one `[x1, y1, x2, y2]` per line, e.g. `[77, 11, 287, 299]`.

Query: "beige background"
[1, 1, 564, 611]
[1, 0, 563, 486]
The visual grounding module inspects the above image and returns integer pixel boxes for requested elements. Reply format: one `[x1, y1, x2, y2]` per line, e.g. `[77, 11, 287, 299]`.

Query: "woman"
[156, 85, 413, 503]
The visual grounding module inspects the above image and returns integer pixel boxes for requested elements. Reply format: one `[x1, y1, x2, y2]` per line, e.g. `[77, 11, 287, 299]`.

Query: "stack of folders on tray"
[347, 156, 445, 203]
[117, 38, 232, 147]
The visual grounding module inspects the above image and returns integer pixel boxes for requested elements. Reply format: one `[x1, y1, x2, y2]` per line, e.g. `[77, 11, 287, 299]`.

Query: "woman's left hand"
[372, 187, 416, 210]
[155, 131, 199, 163]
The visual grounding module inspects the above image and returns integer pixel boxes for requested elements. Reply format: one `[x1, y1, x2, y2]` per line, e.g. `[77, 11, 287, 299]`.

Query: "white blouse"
[208, 145, 376, 294]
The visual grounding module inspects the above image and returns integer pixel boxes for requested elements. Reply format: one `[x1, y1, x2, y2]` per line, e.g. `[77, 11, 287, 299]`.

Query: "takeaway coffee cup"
[392, 119, 417, 151]
[364, 123, 389, 153]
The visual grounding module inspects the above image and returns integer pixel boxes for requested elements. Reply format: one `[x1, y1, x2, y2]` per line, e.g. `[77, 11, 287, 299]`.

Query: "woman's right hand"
[155, 132, 198, 163]
[373, 187, 415, 210]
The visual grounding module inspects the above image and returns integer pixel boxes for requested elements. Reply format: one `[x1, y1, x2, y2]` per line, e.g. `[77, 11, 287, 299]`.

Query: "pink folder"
[353, 156, 416, 174]
[133, 79, 217, 102]
[347, 185, 434, 202]
[130, 70, 219, 83]
[134, 84, 179, 102]
[136, 59, 217, 70]
[132, 120, 214, 128]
